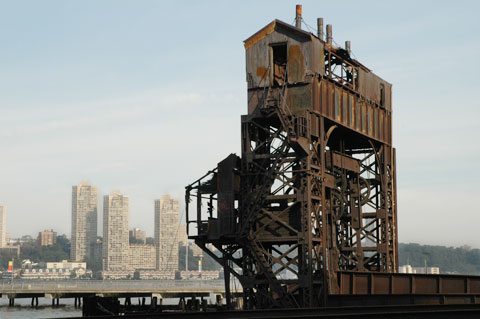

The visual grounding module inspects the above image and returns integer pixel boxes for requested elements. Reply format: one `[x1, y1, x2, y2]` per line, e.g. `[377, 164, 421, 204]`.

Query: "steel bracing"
[186, 86, 397, 308]
[185, 13, 398, 309]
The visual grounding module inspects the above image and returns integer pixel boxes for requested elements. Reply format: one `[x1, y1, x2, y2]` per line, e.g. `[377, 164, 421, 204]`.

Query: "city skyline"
[0, 180, 188, 243]
[1, 185, 185, 242]
[0, 1, 479, 248]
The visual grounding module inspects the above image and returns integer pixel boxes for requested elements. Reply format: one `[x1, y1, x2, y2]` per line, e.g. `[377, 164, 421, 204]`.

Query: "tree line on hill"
[399, 243, 480, 275]
[0, 235, 221, 272]
[3, 240, 478, 275]
[0, 235, 70, 270]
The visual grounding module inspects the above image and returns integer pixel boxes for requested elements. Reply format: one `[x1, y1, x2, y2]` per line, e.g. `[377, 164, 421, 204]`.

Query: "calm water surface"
[0, 298, 81, 319]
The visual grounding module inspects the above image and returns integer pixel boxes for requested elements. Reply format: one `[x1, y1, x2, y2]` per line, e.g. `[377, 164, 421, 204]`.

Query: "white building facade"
[154, 195, 179, 277]
[103, 191, 130, 271]
[399, 264, 440, 274]
[128, 244, 156, 270]
[71, 182, 98, 261]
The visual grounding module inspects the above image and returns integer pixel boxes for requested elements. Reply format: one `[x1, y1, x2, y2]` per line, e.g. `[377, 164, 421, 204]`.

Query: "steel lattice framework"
[186, 13, 397, 309]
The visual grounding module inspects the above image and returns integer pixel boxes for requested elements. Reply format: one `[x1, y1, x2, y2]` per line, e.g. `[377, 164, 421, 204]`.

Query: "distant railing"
[0, 279, 227, 294]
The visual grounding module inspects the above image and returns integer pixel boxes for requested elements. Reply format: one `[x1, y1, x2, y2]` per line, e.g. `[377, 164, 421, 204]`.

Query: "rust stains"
[256, 66, 268, 80]
[244, 20, 276, 50]
[287, 45, 304, 83]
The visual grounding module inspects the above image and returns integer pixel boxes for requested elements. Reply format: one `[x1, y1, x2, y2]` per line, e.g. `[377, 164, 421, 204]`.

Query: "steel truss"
[186, 83, 397, 309]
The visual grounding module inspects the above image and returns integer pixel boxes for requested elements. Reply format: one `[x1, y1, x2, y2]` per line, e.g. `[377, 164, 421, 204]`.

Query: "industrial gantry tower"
[186, 6, 397, 309]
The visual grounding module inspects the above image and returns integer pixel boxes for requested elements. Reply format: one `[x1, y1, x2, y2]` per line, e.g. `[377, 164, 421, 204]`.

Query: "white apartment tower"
[103, 191, 130, 271]
[154, 195, 179, 273]
[71, 182, 98, 261]
[0, 206, 6, 248]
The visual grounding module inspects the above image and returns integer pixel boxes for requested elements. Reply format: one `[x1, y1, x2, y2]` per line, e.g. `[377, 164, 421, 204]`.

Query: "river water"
[0, 295, 218, 318]
[0, 298, 81, 319]
[0, 279, 226, 318]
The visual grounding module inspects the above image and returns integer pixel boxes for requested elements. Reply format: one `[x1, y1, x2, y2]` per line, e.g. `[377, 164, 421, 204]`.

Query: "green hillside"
[399, 243, 480, 275]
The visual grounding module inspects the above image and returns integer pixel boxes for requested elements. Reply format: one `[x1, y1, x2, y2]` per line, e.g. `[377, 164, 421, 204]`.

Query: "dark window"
[272, 44, 287, 86]
[380, 83, 385, 106]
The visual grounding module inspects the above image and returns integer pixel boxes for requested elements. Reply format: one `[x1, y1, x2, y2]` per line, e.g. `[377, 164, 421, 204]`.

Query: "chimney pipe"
[295, 5, 302, 29]
[345, 41, 351, 55]
[317, 18, 324, 40]
[326, 24, 333, 44]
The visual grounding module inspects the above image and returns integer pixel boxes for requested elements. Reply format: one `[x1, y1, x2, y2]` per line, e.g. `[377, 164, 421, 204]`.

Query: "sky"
[0, 1, 479, 248]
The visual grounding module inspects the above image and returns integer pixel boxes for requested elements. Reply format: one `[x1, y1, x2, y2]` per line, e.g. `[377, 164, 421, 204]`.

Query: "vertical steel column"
[295, 5, 302, 29]
[317, 18, 324, 40]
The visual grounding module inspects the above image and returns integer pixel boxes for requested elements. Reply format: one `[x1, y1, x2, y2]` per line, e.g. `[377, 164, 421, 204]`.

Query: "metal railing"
[0, 279, 226, 293]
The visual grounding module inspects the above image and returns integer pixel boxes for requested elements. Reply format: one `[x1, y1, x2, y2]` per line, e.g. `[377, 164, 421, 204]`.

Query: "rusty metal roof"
[244, 19, 372, 73]
[244, 19, 312, 49]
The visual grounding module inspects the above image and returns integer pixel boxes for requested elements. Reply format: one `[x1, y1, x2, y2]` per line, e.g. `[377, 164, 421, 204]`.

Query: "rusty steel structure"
[186, 6, 397, 309]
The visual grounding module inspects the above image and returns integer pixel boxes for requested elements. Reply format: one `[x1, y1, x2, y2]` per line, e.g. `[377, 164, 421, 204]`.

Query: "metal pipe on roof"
[326, 24, 333, 44]
[345, 41, 351, 55]
[295, 5, 302, 29]
[317, 18, 324, 41]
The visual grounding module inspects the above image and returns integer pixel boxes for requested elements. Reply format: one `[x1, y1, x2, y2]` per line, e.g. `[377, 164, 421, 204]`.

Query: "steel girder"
[185, 95, 397, 309]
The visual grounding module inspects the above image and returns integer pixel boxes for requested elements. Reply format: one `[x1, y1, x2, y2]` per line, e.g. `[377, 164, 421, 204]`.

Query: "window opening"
[380, 83, 385, 107]
[272, 44, 287, 86]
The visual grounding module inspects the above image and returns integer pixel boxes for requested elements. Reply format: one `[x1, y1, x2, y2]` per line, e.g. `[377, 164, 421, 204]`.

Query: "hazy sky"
[0, 1, 479, 247]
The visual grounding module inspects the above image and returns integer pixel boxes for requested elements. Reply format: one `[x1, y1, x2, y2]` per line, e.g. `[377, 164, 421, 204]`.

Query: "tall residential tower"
[103, 191, 130, 271]
[71, 182, 97, 261]
[154, 195, 179, 275]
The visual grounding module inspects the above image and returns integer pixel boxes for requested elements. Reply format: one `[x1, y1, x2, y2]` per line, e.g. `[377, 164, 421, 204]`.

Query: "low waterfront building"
[20, 260, 90, 279]
[20, 267, 91, 279]
[46, 260, 86, 270]
[399, 264, 440, 274]
[133, 269, 176, 280]
[178, 270, 220, 280]
[100, 270, 134, 280]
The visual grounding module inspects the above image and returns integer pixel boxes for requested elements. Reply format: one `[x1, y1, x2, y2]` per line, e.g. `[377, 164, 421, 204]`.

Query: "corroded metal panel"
[287, 44, 305, 83]
[310, 38, 325, 76]
[355, 97, 360, 130]
[334, 87, 340, 120]
[334, 272, 480, 298]
[385, 82, 392, 111]
[287, 85, 312, 112]
[311, 77, 392, 144]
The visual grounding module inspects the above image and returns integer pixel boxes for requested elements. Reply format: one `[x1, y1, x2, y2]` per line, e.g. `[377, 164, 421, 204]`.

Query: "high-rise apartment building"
[0, 206, 6, 248]
[71, 182, 98, 262]
[154, 195, 179, 274]
[92, 237, 103, 267]
[103, 191, 130, 271]
[178, 224, 187, 247]
[129, 228, 147, 244]
[128, 244, 156, 270]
